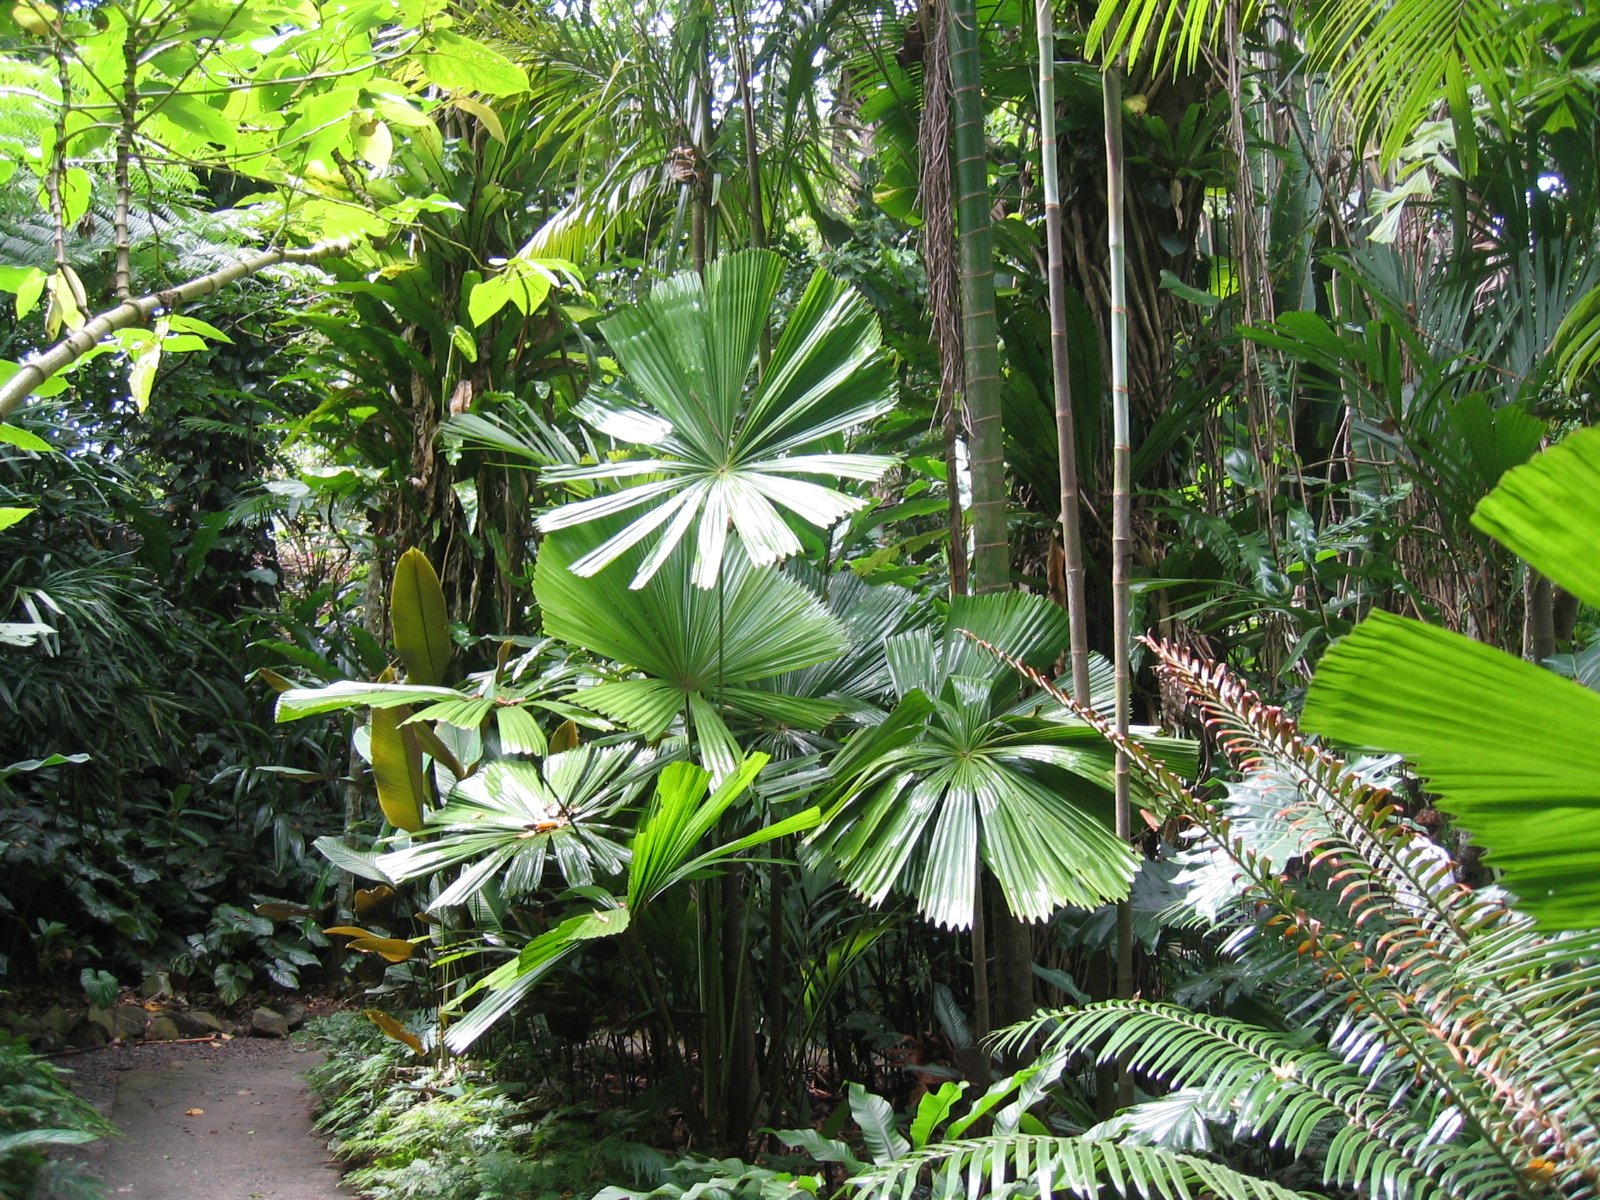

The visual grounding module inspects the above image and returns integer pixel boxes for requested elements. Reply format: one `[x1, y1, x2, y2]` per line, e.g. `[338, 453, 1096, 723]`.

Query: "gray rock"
[146, 1016, 183, 1041]
[280, 1002, 308, 1031]
[168, 1009, 222, 1037]
[138, 971, 172, 1000]
[111, 1005, 149, 1040]
[84, 1006, 115, 1038]
[69, 1019, 109, 1048]
[41, 1004, 77, 1038]
[249, 1007, 289, 1038]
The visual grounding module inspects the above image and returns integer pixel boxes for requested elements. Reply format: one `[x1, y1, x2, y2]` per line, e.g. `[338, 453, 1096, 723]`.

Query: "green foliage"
[0, 1035, 109, 1200]
[968, 638, 1600, 1200]
[306, 1012, 667, 1200]
[538, 248, 898, 588]
[810, 593, 1192, 928]
[1304, 428, 1600, 928]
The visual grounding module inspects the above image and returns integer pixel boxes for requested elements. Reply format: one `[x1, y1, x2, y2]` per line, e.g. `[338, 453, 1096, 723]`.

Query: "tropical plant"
[808, 592, 1193, 930]
[1303, 425, 1600, 930]
[0, 1034, 109, 1200]
[916, 633, 1600, 1200]
[537, 248, 898, 588]
[535, 516, 853, 779]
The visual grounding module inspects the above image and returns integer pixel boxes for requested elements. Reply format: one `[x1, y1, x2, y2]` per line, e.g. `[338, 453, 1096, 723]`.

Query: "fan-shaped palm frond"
[535, 514, 851, 777]
[375, 745, 649, 910]
[537, 248, 897, 588]
[1303, 428, 1600, 929]
[809, 594, 1193, 929]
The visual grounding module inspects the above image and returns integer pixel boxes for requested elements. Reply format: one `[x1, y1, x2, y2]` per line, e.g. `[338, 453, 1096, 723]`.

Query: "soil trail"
[68, 1037, 351, 1200]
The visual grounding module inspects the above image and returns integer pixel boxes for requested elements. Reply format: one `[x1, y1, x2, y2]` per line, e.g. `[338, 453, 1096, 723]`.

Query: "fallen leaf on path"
[184, 1108, 204, 1116]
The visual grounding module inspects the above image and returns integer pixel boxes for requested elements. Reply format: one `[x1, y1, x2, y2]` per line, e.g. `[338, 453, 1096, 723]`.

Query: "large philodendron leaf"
[1471, 425, 1600, 609]
[537, 249, 897, 588]
[1302, 610, 1600, 929]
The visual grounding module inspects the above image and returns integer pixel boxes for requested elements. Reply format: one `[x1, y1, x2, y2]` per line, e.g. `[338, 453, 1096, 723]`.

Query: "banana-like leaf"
[1472, 425, 1600, 609]
[390, 548, 452, 684]
[537, 249, 896, 588]
[1302, 609, 1600, 929]
[370, 705, 430, 832]
[275, 680, 463, 721]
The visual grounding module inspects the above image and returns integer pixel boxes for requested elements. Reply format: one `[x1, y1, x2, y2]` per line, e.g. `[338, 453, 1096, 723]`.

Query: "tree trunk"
[948, 0, 1006, 594]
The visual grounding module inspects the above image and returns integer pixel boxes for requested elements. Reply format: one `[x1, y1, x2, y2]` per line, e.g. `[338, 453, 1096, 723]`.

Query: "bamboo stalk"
[1037, 0, 1090, 704]
[1103, 65, 1135, 1107]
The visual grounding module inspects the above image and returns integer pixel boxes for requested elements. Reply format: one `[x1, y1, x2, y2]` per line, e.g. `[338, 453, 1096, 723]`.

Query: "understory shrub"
[304, 1012, 668, 1200]
[0, 1035, 109, 1200]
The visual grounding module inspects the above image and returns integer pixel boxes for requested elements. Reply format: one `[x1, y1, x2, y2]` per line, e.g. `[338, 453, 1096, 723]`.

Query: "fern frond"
[843, 1133, 1314, 1200]
[1011, 1001, 1499, 1200]
[962, 631, 1600, 1200]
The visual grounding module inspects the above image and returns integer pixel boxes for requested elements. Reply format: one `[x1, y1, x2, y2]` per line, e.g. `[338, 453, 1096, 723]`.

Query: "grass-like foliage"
[0, 1035, 109, 1200]
[884, 635, 1600, 1200]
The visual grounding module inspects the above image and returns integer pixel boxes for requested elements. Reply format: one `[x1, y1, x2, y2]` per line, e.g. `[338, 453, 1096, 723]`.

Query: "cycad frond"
[963, 631, 1600, 1200]
[1000, 1001, 1497, 1200]
[843, 1133, 1312, 1200]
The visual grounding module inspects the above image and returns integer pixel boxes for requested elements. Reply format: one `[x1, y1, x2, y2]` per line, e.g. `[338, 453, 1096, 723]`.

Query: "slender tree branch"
[0, 237, 354, 421]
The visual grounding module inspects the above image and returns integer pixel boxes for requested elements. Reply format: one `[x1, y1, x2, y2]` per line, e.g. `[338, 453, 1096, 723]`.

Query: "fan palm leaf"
[536, 515, 850, 777]
[537, 249, 897, 588]
[809, 594, 1193, 929]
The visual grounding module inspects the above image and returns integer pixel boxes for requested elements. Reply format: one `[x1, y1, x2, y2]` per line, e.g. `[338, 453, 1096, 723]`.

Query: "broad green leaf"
[390, 548, 452, 684]
[0, 507, 33, 531]
[1472, 426, 1600, 610]
[276, 680, 463, 720]
[445, 904, 626, 1052]
[421, 28, 528, 96]
[370, 706, 429, 831]
[537, 517, 849, 689]
[496, 705, 546, 755]
[848, 1083, 909, 1164]
[1302, 609, 1600, 930]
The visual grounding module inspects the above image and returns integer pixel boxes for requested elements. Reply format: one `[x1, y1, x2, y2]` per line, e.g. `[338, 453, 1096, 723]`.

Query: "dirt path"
[65, 1037, 352, 1200]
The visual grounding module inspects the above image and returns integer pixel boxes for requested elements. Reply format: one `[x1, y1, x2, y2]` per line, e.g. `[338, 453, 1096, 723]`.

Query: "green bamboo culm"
[948, 0, 1006, 595]
[1037, 0, 1091, 704]
[1103, 64, 1135, 1107]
